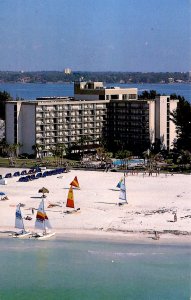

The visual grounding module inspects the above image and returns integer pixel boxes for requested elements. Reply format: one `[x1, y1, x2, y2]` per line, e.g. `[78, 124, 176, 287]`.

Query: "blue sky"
[0, 0, 190, 72]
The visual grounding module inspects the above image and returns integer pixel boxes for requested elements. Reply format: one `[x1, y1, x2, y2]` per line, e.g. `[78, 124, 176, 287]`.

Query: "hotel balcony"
[36, 114, 43, 119]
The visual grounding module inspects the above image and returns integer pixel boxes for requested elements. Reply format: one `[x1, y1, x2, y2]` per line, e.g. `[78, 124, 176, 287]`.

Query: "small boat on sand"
[118, 175, 128, 205]
[34, 198, 55, 240]
[63, 186, 80, 214]
[13, 204, 31, 238]
[70, 176, 80, 189]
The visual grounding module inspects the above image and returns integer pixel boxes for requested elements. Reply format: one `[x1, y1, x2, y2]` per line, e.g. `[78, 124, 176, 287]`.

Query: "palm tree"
[55, 143, 66, 166]
[116, 150, 132, 169]
[32, 143, 41, 158]
[0, 139, 8, 156]
[4, 143, 20, 166]
[142, 149, 156, 171]
[77, 135, 93, 160]
[13, 142, 22, 157]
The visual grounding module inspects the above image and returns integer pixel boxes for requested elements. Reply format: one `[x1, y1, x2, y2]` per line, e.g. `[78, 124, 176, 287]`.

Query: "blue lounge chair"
[35, 172, 42, 179]
[21, 170, 27, 175]
[13, 171, 20, 177]
[5, 173, 12, 178]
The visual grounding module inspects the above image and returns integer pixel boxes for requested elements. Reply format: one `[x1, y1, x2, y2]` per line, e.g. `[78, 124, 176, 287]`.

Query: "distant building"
[189, 71, 191, 82]
[168, 77, 174, 83]
[5, 82, 178, 156]
[64, 68, 72, 75]
[74, 81, 137, 101]
[154, 96, 178, 150]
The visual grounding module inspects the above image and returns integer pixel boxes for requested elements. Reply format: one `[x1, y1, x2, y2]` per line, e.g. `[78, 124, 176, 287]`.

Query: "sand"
[0, 168, 190, 243]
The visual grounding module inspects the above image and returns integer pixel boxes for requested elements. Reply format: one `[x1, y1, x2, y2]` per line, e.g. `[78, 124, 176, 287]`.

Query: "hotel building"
[5, 82, 178, 156]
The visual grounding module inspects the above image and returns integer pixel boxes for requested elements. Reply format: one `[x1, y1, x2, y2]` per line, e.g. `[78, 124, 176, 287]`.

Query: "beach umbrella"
[38, 187, 49, 197]
[0, 192, 6, 196]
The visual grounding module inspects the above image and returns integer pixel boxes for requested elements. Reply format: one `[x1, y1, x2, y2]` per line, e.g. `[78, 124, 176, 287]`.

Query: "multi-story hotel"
[5, 82, 178, 156]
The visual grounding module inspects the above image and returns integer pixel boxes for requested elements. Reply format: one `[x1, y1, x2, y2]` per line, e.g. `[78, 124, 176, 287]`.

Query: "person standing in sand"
[153, 231, 160, 240]
[174, 212, 177, 222]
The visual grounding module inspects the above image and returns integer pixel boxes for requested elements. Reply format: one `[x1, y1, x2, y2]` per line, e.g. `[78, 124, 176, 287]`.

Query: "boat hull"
[35, 232, 56, 240]
[12, 232, 31, 238]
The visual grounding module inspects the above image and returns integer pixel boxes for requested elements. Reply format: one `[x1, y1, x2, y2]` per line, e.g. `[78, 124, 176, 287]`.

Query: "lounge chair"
[1, 196, 9, 201]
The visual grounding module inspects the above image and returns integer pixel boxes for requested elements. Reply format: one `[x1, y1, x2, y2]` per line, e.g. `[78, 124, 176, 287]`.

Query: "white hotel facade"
[5, 82, 178, 156]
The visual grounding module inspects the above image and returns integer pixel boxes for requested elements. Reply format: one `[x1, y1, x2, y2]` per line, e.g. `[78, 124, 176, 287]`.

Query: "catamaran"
[64, 186, 80, 214]
[116, 177, 123, 188]
[34, 198, 55, 240]
[118, 175, 128, 205]
[13, 204, 31, 238]
[70, 176, 80, 189]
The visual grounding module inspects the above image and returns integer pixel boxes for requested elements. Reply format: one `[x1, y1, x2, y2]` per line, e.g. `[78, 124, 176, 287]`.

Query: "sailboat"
[34, 198, 55, 239]
[70, 176, 80, 189]
[118, 175, 128, 205]
[13, 204, 31, 238]
[64, 186, 80, 214]
[116, 177, 123, 188]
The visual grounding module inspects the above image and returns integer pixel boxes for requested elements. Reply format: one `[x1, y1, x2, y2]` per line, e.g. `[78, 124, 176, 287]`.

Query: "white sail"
[15, 204, 24, 230]
[35, 200, 52, 231]
[119, 179, 127, 204]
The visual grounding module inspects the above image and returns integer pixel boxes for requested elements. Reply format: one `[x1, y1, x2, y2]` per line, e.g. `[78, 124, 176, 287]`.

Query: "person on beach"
[32, 208, 34, 215]
[174, 212, 177, 222]
[154, 231, 160, 240]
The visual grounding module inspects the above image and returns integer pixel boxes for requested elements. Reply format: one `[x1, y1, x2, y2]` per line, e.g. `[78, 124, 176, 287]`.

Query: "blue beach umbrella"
[0, 192, 6, 196]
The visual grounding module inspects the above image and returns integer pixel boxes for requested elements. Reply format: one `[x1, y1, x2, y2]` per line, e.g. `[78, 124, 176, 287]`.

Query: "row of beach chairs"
[18, 168, 66, 182]
[2, 167, 42, 179]
[0, 168, 42, 180]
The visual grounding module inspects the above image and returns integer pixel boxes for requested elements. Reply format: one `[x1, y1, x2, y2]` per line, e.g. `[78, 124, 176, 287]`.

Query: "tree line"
[0, 71, 189, 84]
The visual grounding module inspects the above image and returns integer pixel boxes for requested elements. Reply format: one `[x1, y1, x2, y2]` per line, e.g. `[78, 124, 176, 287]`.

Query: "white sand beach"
[0, 168, 190, 243]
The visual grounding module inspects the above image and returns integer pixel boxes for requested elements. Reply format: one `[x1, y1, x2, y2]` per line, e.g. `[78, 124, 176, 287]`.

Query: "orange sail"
[66, 186, 75, 208]
[70, 176, 80, 188]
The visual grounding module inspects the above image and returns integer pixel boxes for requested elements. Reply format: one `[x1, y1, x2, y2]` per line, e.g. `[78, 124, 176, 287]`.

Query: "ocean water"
[0, 82, 191, 102]
[0, 238, 190, 300]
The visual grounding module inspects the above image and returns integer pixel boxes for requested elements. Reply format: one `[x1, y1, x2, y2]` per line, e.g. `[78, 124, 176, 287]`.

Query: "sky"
[0, 0, 191, 72]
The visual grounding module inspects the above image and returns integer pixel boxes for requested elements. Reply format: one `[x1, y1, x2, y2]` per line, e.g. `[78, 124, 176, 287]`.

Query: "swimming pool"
[113, 159, 145, 166]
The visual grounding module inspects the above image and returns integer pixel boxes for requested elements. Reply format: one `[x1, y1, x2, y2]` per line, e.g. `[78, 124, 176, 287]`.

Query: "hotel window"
[111, 95, 119, 100]
[129, 94, 137, 99]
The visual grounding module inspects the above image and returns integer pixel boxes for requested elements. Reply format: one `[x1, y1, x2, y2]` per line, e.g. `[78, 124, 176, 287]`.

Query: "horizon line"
[0, 70, 189, 73]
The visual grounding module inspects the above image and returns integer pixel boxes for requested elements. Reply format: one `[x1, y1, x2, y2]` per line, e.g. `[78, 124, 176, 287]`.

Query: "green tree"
[138, 90, 160, 99]
[77, 135, 93, 159]
[142, 149, 157, 170]
[32, 143, 42, 158]
[0, 91, 13, 120]
[55, 143, 66, 165]
[170, 96, 191, 151]
[96, 147, 112, 163]
[115, 150, 132, 169]
[177, 150, 191, 164]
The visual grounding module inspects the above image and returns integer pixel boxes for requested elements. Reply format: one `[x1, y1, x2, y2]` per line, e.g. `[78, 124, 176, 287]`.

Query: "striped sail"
[15, 204, 24, 230]
[35, 200, 52, 230]
[70, 176, 80, 188]
[66, 186, 75, 208]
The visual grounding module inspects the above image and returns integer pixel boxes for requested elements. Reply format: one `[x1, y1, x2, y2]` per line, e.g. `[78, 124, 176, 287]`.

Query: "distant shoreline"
[0, 70, 190, 85]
